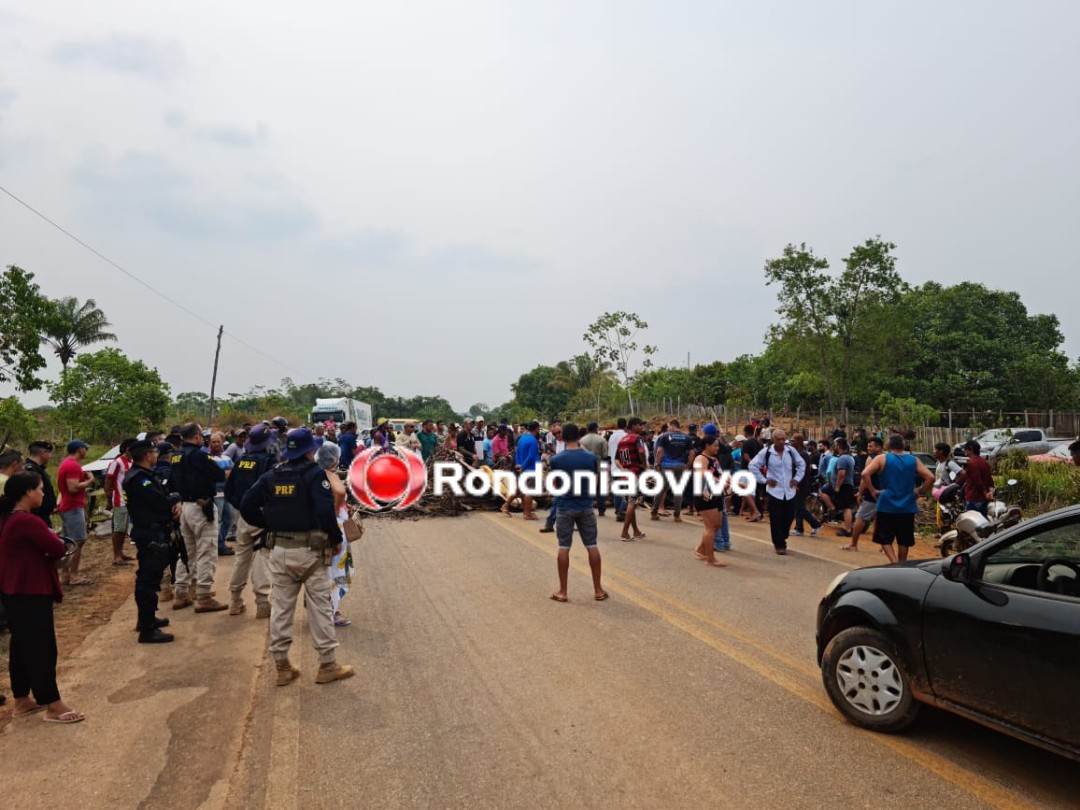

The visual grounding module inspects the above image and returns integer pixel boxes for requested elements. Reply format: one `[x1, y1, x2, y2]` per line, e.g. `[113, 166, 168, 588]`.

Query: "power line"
[0, 182, 294, 375]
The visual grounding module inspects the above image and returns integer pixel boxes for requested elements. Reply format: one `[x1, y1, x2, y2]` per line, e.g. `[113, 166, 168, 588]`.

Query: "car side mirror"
[943, 552, 973, 584]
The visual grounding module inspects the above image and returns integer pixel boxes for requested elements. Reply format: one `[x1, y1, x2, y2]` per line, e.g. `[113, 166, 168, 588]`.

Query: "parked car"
[817, 503, 1080, 762]
[82, 433, 146, 481]
[1028, 442, 1076, 464]
[953, 428, 1066, 465]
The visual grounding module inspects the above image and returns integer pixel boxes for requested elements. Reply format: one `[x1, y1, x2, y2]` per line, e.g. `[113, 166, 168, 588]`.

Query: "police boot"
[255, 601, 271, 620]
[276, 659, 300, 687]
[172, 589, 193, 610]
[315, 662, 355, 684]
[139, 628, 175, 644]
[195, 595, 228, 613]
[228, 595, 246, 616]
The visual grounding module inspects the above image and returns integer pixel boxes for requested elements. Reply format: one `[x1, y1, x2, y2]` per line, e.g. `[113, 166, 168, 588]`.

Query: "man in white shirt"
[607, 418, 628, 520]
[749, 429, 805, 555]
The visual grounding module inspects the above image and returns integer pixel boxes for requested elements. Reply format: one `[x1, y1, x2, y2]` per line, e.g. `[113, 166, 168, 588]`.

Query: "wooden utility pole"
[208, 325, 223, 428]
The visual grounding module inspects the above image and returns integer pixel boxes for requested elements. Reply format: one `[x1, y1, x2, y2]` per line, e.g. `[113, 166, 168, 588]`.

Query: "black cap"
[129, 440, 157, 457]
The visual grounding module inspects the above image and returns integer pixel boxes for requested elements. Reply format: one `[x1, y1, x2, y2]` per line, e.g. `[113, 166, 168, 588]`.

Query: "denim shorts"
[60, 508, 88, 542]
[555, 509, 598, 549]
[855, 498, 877, 522]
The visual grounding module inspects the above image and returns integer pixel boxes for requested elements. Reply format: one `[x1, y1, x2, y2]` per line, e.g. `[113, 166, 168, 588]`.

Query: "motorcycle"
[938, 479, 1022, 556]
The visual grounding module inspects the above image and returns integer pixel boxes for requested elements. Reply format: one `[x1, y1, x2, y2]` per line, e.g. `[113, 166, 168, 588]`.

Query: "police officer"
[124, 440, 180, 643]
[224, 424, 275, 618]
[241, 427, 354, 686]
[170, 422, 227, 612]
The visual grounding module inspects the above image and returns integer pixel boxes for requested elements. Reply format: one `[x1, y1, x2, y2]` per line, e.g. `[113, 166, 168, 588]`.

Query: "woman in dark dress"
[0, 471, 85, 723]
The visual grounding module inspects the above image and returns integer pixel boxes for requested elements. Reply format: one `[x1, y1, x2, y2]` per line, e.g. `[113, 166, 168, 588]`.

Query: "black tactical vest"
[264, 461, 317, 532]
[226, 451, 274, 509]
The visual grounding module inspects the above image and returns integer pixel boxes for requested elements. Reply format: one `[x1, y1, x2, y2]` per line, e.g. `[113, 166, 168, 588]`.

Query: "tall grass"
[996, 450, 1080, 515]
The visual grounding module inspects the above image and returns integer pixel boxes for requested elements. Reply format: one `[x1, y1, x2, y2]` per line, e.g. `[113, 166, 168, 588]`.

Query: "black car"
[816, 504, 1080, 762]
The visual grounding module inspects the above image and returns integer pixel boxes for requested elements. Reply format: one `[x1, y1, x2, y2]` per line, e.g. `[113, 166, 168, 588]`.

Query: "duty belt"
[271, 530, 324, 549]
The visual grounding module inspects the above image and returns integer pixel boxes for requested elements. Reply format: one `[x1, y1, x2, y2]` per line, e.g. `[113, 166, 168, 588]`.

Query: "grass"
[995, 450, 1080, 516]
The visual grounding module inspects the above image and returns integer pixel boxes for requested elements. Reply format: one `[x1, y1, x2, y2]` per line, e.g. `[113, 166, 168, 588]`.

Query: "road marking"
[484, 512, 1034, 810]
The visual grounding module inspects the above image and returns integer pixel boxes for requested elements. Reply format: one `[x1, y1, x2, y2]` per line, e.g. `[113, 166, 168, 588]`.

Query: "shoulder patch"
[142, 479, 152, 486]
[321, 480, 331, 489]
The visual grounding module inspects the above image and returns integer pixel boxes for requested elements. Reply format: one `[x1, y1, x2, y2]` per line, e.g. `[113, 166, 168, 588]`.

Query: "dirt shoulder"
[1, 522, 134, 731]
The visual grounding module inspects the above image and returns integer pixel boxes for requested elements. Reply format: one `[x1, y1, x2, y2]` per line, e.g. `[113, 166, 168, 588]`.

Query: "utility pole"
[208, 325, 223, 428]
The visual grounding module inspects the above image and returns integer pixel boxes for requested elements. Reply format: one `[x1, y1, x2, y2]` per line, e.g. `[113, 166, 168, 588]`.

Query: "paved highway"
[231, 510, 1080, 809]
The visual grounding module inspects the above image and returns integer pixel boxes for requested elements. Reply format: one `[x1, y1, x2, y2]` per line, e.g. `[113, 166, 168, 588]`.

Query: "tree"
[510, 365, 573, 419]
[0, 265, 55, 391]
[175, 391, 210, 420]
[876, 394, 938, 431]
[582, 311, 657, 413]
[47, 348, 170, 442]
[468, 402, 490, 417]
[765, 237, 907, 414]
[0, 396, 36, 451]
[42, 296, 117, 371]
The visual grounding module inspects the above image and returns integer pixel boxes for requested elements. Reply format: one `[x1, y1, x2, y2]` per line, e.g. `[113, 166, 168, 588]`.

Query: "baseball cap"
[733, 434, 746, 442]
[702, 423, 718, 436]
[67, 439, 89, 453]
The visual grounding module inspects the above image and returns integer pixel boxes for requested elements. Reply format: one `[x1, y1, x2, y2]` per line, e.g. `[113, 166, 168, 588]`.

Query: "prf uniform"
[224, 446, 275, 617]
[124, 444, 180, 642]
[169, 439, 226, 611]
[240, 441, 354, 686]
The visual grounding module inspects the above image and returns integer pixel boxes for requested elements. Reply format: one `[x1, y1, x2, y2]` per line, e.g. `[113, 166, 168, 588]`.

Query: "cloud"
[71, 149, 318, 241]
[162, 111, 268, 149]
[204, 123, 269, 149]
[52, 35, 183, 81]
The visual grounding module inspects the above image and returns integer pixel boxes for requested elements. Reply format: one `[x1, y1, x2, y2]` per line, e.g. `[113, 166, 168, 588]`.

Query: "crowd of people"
[0, 417, 369, 723]
[5, 409, 1067, 717]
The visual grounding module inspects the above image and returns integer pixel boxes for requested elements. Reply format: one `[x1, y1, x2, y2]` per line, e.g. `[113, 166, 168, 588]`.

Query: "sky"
[2, 1, 1078, 414]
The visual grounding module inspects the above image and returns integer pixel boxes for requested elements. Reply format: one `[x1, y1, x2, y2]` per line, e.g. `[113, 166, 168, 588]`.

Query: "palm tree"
[43, 297, 117, 409]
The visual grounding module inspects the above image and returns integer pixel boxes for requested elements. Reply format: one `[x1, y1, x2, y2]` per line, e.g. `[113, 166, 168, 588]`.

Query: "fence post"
[948, 408, 953, 429]
[1049, 409, 1054, 432]
[1023, 409, 1028, 427]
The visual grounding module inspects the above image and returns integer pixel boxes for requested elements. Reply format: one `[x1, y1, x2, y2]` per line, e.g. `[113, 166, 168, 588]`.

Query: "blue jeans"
[713, 508, 731, 551]
[216, 496, 234, 551]
[613, 495, 627, 515]
[965, 500, 988, 517]
[545, 506, 557, 530]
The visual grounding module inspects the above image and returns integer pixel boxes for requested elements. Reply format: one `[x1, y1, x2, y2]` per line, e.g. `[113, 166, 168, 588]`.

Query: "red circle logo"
[348, 446, 426, 511]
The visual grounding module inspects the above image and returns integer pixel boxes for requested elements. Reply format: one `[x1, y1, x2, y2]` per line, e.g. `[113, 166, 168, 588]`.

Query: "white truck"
[310, 398, 372, 432]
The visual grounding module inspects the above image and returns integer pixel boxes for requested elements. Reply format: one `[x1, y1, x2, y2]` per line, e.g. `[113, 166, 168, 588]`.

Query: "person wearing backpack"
[748, 429, 806, 555]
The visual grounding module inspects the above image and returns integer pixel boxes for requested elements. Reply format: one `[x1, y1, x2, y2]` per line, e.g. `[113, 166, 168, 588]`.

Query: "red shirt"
[57, 456, 88, 513]
[963, 455, 993, 502]
[0, 511, 66, 601]
[616, 433, 647, 474]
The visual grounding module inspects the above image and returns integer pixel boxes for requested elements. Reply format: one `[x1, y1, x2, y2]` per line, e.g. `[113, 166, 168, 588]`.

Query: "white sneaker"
[789, 530, 803, 537]
[810, 527, 820, 537]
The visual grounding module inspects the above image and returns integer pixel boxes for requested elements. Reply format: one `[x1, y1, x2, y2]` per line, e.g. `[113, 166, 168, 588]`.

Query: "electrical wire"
[0, 183, 295, 374]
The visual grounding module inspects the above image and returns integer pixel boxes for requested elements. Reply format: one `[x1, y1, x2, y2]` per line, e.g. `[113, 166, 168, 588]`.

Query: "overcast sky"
[2, 1, 1078, 413]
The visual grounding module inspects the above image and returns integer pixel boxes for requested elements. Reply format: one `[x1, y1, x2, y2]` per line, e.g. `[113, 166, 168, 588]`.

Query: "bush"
[1000, 463, 1080, 516]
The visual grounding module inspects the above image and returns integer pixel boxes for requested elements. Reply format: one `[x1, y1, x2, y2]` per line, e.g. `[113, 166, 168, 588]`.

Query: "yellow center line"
[482, 512, 1035, 810]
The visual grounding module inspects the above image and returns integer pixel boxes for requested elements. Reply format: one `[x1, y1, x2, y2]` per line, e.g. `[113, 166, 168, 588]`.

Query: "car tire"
[821, 626, 920, 732]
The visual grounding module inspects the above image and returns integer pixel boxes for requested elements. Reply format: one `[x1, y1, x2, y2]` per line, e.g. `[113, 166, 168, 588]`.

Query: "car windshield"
[974, 430, 1010, 443]
[312, 411, 345, 423]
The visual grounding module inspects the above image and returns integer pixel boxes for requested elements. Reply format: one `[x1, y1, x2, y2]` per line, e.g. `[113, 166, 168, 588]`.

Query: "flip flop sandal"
[594, 592, 609, 601]
[549, 594, 568, 603]
[334, 617, 352, 627]
[14, 705, 46, 718]
[67, 577, 93, 586]
[44, 710, 85, 724]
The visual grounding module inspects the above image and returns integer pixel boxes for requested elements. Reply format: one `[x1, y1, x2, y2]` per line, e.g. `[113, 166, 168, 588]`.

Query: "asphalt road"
[232, 509, 1080, 810]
